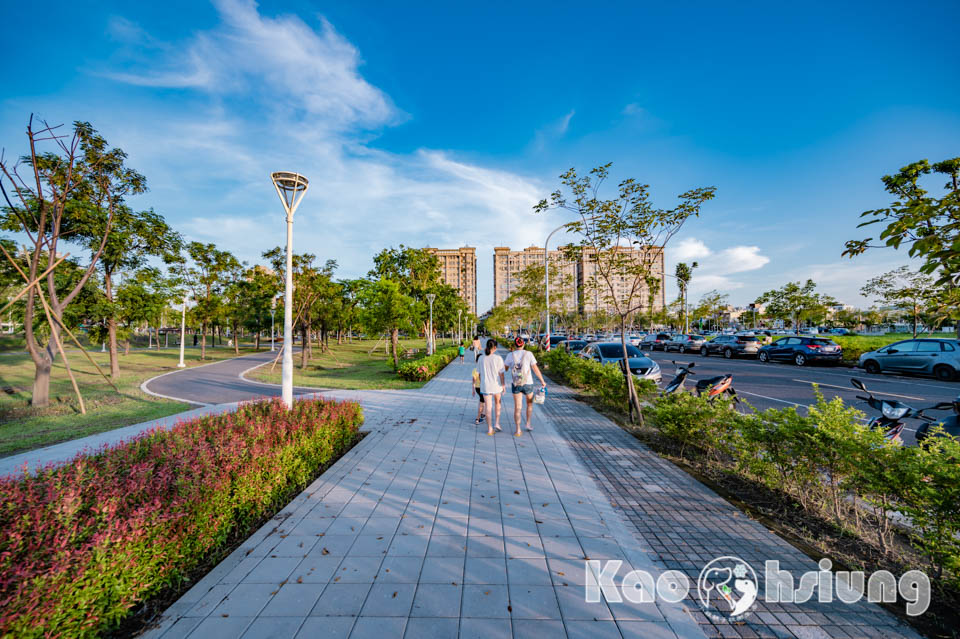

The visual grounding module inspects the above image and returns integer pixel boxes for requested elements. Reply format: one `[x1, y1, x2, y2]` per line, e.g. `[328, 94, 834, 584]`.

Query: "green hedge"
[396, 347, 459, 381]
[0, 397, 363, 638]
[649, 389, 960, 583]
[538, 347, 656, 413]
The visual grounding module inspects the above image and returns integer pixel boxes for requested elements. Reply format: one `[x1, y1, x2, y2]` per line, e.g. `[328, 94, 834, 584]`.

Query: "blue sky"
[3, 0, 959, 313]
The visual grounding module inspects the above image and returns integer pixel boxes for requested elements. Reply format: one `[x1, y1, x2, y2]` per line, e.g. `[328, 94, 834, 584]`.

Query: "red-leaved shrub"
[0, 397, 362, 638]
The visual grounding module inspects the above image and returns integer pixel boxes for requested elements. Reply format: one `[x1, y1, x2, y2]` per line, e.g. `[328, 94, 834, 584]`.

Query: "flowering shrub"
[0, 397, 363, 638]
[396, 347, 458, 381]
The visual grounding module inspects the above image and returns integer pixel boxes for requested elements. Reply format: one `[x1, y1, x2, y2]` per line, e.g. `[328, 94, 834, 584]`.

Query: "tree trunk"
[391, 328, 399, 369]
[233, 321, 240, 355]
[200, 323, 207, 360]
[301, 325, 308, 369]
[31, 357, 52, 407]
[124, 336, 131, 355]
[255, 332, 260, 350]
[620, 317, 644, 426]
[104, 274, 121, 377]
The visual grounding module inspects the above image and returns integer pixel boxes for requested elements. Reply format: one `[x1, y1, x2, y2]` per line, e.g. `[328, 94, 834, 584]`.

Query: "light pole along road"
[271, 171, 309, 410]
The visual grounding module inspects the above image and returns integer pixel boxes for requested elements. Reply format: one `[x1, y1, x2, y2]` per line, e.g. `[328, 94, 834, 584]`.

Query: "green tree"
[359, 278, 417, 368]
[674, 261, 698, 333]
[861, 266, 938, 338]
[536, 163, 715, 423]
[115, 268, 168, 354]
[0, 118, 146, 407]
[692, 290, 729, 331]
[756, 280, 836, 333]
[182, 242, 241, 360]
[239, 266, 279, 350]
[844, 158, 960, 286]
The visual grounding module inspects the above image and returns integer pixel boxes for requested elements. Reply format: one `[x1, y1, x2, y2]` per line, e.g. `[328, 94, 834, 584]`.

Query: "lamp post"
[543, 222, 568, 351]
[270, 296, 276, 352]
[271, 171, 310, 409]
[426, 293, 436, 355]
[178, 291, 187, 368]
[457, 309, 462, 345]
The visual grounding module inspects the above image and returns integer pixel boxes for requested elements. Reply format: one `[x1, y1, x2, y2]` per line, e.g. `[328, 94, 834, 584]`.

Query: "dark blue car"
[758, 336, 843, 366]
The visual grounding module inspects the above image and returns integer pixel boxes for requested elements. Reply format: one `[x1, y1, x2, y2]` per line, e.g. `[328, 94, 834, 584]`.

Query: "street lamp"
[271, 171, 309, 409]
[457, 308, 463, 345]
[178, 291, 187, 368]
[270, 295, 277, 352]
[426, 293, 436, 355]
[543, 223, 567, 351]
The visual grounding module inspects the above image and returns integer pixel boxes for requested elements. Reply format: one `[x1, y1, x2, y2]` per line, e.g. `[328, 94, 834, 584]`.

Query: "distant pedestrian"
[477, 339, 504, 435]
[504, 336, 546, 436]
[458, 342, 465, 363]
[471, 335, 482, 362]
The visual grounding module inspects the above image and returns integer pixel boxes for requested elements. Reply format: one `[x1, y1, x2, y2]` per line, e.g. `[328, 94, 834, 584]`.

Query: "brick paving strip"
[130, 354, 921, 638]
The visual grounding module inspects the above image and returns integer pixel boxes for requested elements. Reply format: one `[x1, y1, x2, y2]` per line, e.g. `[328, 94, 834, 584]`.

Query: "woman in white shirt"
[503, 336, 547, 436]
[477, 338, 505, 435]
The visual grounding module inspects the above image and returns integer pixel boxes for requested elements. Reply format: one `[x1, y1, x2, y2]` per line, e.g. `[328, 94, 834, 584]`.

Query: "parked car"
[758, 336, 843, 366]
[561, 339, 588, 355]
[628, 334, 644, 347]
[700, 334, 762, 358]
[640, 332, 673, 351]
[858, 338, 960, 381]
[579, 342, 662, 382]
[664, 334, 706, 353]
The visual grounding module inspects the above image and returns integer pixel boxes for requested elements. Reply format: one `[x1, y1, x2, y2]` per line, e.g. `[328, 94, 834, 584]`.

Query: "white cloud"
[92, 1, 554, 313]
[622, 103, 644, 116]
[663, 237, 770, 300]
[672, 237, 712, 261]
[717, 245, 770, 273]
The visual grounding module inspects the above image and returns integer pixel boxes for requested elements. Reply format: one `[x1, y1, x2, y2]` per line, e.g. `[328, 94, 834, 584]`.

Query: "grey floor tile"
[349, 616, 406, 638]
[186, 616, 253, 639]
[310, 583, 372, 617]
[402, 617, 459, 639]
[426, 535, 467, 557]
[432, 516, 469, 536]
[508, 585, 562, 620]
[460, 617, 512, 639]
[260, 583, 326, 617]
[547, 558, 589, 586]
[360, 583, 416, 617]
[466, 535, 505, 558]
[185, 584, 234, 617]
[346, 534, 393, 557]
[555, 585, 614, 621]
[512, 619, 567, 639]
[159, 616, 204, 639]
[606, 598, 664, 622]
[464, 556, 508, 584]
[565, 620, 623, 639]
[461, 584, 511, 619]
[309, 535, 357, 557]
[244, 558, 302, 584]
[326, 517, 368, 536]
[360, 517, 401, 535]
[376, 556, 424, 583]
[388, 534, 430, 557]
[240, 616, 304, 638]
[293, 556, 341, 583]
[212, 583, 277, 617]
[271, 535, 319, 558]
[507, 558, 552, 585]
[333, 556, 383, 583]
[616, 621, 679, 639]
[295, 616, 354, 638]
[410, 583, 462, 617]
[542, 536, 584, 559]
[505, 537, 546, 559]
[419, 556, 464, 583]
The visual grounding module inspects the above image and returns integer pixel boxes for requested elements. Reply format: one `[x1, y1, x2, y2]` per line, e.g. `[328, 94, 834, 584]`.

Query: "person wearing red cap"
[504, 336, 547, 436]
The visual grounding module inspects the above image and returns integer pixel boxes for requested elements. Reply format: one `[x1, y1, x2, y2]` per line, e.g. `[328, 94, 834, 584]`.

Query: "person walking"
[471, 365, 485, 424]
[458, 342, 466, 363]
[477, 338, 504, 435]
[471, 335, 483, 362]
[504, 336, 546, 436]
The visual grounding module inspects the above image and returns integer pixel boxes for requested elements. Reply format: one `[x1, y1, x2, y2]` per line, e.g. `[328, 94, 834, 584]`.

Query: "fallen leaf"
[514, 490, 520, 495]
[507, 605, 513, 612]
[484, 590, 491, 595]
[392, 591, 398, 598]
[321, 548, 330, 555]
[297, 577, 303, 583]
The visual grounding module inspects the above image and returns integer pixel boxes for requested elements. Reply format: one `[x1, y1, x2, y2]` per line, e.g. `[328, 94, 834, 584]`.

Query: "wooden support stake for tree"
[0, 254, 69, 316]
[37, 291, 85, 414]
[1, 244, 119, 393]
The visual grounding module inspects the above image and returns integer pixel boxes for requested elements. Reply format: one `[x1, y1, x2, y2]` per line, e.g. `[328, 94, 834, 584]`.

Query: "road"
[641, 348, 959, 444]
[142, 349, 314, 405]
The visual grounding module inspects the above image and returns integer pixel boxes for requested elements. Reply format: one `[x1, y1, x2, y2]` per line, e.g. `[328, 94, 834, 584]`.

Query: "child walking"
[458, 342, 466, 363]
[471, 365, 485, 424]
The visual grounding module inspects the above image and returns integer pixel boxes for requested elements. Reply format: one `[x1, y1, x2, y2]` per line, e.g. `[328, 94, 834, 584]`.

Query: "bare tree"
[0, 117, 145, 407]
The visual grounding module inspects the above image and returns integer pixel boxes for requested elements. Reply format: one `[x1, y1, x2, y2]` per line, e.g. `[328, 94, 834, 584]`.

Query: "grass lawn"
[0, 344, 262, 458]
[246, 337, 457, 390]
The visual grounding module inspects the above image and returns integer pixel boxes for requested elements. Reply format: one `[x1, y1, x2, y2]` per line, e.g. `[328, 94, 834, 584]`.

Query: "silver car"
[579, 342, 662, 383]
[664, 334, 706, 353]
[858, 338, 960, 381]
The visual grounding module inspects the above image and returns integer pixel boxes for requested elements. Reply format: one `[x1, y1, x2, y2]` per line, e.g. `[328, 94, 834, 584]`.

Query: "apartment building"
[425, 247, 477, 316]
[492, 246, 578, 312]
[577, 245, 665, 314]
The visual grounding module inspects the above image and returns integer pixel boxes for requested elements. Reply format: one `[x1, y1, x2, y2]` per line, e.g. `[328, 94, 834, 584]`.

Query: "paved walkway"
[134, 353, 922, 638]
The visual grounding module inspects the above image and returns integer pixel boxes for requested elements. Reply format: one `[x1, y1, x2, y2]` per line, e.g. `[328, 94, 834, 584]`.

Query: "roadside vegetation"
[0, 346, 260, 457]
[0, 395, 363, 638]
[538, 346, 960, 637]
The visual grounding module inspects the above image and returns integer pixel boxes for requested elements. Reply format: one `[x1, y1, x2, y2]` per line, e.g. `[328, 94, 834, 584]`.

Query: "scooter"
[850, 378, 939, 442]
[662, 361, 739, 402]
[915, 396, 960, 445]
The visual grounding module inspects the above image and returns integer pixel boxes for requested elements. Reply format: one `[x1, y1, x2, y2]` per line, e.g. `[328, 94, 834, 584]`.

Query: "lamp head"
[426, 293, 436, 303]
[271, 171, 309, 217]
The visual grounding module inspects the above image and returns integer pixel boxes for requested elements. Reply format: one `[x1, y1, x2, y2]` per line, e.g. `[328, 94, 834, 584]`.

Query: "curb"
[140, 351, 272, 405]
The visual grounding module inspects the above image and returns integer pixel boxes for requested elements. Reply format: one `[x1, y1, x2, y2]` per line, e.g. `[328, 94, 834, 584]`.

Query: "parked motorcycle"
[850, 378, 939, 443]
[662, 361, 739, 402]
[915, 396, 960, 445]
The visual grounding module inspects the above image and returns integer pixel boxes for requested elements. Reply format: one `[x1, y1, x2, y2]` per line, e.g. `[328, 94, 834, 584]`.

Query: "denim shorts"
[512, 383, 536, 395]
